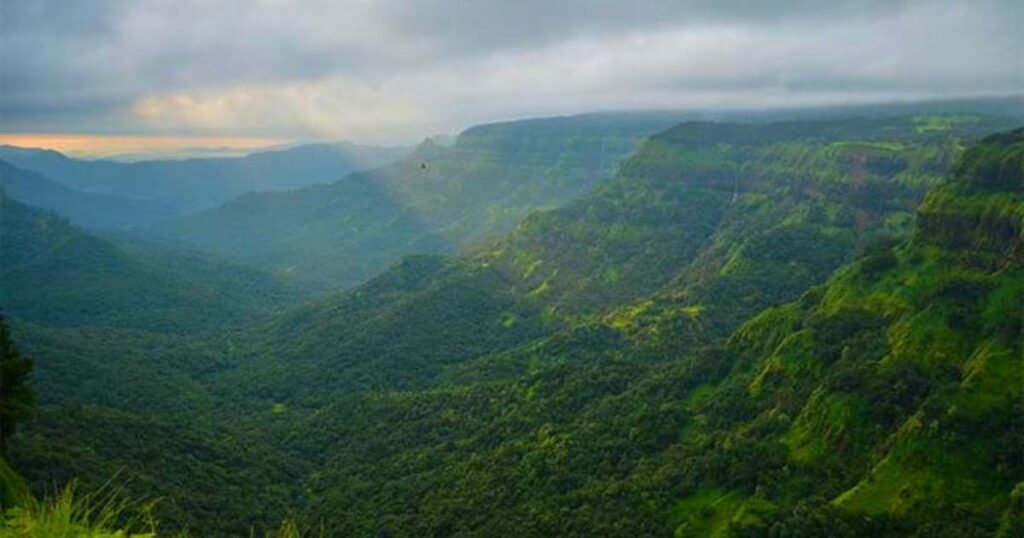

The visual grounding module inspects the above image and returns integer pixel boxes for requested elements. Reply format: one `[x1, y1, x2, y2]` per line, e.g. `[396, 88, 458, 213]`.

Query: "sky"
[1, 0, 1021, 156]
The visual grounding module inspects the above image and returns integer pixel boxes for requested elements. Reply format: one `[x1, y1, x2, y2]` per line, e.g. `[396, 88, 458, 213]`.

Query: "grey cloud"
[0, 0, 1020, 139]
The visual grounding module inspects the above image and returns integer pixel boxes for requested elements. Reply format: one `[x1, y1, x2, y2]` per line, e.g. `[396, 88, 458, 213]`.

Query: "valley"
[2, 106, 1021, 536]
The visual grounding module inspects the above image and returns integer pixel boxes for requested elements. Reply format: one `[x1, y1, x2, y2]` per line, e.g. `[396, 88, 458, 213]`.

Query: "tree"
[0, 315, 34, 456]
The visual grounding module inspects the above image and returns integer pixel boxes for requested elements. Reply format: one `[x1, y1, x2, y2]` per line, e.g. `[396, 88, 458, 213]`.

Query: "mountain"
[0, 192, 317, 533]
[0, 160, 176, 230]
[200, 115, 1012, 407]
[242, 127, 1024, 537]
[481, 116, 1009, 320]
[137, 119, 1015, 537]
[147, 112, 697, 288]
[145, 168, 450, 289]
[0, 192, 307, 333]
[647, 127, 1023, 536]
[6, 116, 1022, 536]
[201, 254, 551, 410]
[0, 142, 410, 216]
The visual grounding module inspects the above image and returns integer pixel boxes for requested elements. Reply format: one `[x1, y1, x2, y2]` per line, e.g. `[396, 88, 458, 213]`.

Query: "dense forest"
[0, 105, 1021, 537]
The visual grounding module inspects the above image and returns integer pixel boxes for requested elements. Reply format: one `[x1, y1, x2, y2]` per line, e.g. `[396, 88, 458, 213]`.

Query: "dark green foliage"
[953, 129, 1024, 191]
[8, 116, 1024, 536]
[12, 405, 298, 536]
[482, 116, 997, 338]
[0, 455, 29, 512]
[0, 316, 33, 456]
[212, 255, 551, 405]
[0, 193, 309, 332]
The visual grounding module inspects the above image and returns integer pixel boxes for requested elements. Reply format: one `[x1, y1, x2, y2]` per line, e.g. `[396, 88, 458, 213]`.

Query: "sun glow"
[0, 133, 287, 159]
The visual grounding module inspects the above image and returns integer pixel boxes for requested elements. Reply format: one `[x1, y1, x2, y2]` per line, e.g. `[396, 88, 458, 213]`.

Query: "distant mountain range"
[0, 161, 176, 230]
[0, 192, 310, 333]
[0, 141, 411, 216]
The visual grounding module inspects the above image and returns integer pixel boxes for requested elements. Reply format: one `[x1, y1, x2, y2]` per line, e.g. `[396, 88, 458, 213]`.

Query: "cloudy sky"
[1, 0, 1021, 154]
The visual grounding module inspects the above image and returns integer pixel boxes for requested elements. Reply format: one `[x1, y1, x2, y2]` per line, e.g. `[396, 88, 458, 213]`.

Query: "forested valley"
[0, 101, 1022, 537]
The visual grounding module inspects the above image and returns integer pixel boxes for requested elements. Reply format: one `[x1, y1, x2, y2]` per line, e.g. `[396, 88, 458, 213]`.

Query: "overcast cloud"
[1, 0, 1021, 144]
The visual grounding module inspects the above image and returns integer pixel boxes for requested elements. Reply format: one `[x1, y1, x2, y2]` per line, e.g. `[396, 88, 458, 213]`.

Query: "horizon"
[2, 93, 1022, 160]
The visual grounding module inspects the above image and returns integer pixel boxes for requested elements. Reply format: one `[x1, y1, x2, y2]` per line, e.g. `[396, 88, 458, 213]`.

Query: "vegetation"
[147, 113, 694, 289]
[0, 457, 29, 513]
[0, 161, 175, 231]
[0, 482, 156, 538]
[0, 142, 409, 218]
[0, 192, 310, 333]
[0, 481, 318, 538]
[2, 114, 1021, 536]
[0, 316, 33, 457]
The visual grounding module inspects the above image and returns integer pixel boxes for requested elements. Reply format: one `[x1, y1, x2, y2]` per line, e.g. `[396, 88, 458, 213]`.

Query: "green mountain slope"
[0, 195, 316, 535]
[0, 193, 306, 333]
[260, 127, 1023, 537]
[9, 118, 1023, 537]
[0, 161, 176, 230]
[203, 255, 551, 409]
[146, 171, 450, 289]
[204, 115, 999, 411]
[689, 127, 1024, 536]
[147, 113, 693, 288]
[483, 116, 1001, 323]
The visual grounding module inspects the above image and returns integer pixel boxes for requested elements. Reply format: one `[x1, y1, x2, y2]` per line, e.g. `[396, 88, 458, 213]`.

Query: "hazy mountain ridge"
[0, 142, 410, 217]
[0, 160, 176, 230]
[0, 193, 308, 333]
[147, 113, 696, 288]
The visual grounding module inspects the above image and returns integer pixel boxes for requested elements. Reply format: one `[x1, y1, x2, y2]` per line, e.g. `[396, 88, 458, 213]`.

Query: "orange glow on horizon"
[0, 133, 289, 158]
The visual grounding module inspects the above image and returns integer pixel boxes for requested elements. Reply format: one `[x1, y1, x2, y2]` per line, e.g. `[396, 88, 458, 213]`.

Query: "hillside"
[0, 142, 409, 217]
[249, 128, 1024, 537]
[159, 115, 1000, 408]
[0, 193, 307, 333]
[482, 116, 1006, 322]
[6, 119, 1022, 537]
[0, 161, 176, 230]
[148, 113, 694, 288]
[0, 194, 314, 534]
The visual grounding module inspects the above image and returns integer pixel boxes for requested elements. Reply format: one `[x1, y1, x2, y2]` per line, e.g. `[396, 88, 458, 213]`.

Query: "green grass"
[0, 481, 320, 537]
[671, 489, 744, 538]
[784, 389, 862, 463]
[0, 459, 29, 512]
[913, 114, 981, 133]
[0, 482, 155, 538]
[956, 339, 1022, 415]
[834, 432, 1003, 517]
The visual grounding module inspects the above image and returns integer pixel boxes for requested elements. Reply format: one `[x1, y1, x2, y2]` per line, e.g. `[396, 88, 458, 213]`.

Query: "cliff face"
[699, 128, 1024, 535]
[483, 116, 1000, 328]
[916, 129, 1024, 265]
